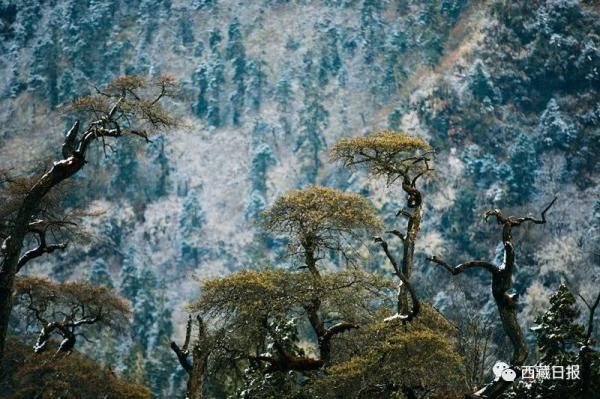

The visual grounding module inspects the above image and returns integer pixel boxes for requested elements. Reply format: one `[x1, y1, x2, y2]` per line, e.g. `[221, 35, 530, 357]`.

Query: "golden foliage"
[193, 267, 394, 315]
[67, 74, 179, 133]
[331, 131, 433, 183]
[190, 267, 396, 351]
[15, 276, 131, 332]
[70, 95, 112, 116]
[1, 337, 150, 399]
[309, 303, 464, 398]
[260, 185, 383, 249]
[109, 75, 147, 92]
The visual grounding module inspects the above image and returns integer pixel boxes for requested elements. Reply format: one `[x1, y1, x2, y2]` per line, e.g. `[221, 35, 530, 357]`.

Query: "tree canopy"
[260, 185, 383, 258]
[14, 276, 130, 353]
[331, 131, 433, 185]
[1, 336, 150, 399]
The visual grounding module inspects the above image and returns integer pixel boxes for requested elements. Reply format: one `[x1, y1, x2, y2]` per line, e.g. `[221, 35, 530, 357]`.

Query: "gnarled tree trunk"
[428, 198, 556, 398]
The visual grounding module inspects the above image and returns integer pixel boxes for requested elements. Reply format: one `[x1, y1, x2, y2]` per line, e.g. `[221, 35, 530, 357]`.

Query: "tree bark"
[301, 242, 357, 363]
[429, 198, 556, 398]
[388, 174, 424, 316]
[171, 316, 209, 399]
[0, 153, 85, 361]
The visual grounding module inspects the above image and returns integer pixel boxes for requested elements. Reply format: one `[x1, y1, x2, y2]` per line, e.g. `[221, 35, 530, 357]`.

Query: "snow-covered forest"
[0, 0, 599, 398]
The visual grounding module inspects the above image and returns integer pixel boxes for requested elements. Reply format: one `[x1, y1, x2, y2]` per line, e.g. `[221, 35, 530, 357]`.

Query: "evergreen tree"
[382, 29, 408, 97]
[296, 81, 329, 183]
[29, 36, 59, 105]
[177, 14, 195, 47]
[506, 284, 598, 399]
[275, 75, 293, 113]
[207, 60, 225, 127]
[110, 139, 141, 200]
[318, 25, 342, 86]
[145, 135, 171, 199]
[227, 18, 247, 125]
[58, 70, 76, 104]
[468, 59, 501, 103]
[178, 189, 207, 266]
[441, 0, 468, 23]
[132, 268, 158, 352]
[193, 0, 218, 9]
[533, 285, 586, 365]
[507, 132, 539, 204]
[225, 17, 244, 61]
[122, 342, 147, 385]
[538, 99, 577, 150]
[119, 249, 140, 301]
[139, 0, 159, 44]
[247, 58, 267, 112]
[244, 190, 266, 221]
[193, 65, 209, 118]
[250, 143, 277, 194]
[144, 295, 177, 397]
[88, 258, 114, 288]
[13, 1, 41, 46]
[360, 0, 385, 64]
[208, 28, 222, 54]
[388, 108, 403, 130]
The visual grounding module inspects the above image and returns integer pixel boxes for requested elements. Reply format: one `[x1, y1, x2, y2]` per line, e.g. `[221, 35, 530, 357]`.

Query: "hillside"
[0, 0, 599, 397]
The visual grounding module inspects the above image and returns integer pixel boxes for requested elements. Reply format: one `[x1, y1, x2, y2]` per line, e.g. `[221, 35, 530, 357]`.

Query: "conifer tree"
[88, 258, 114, 288]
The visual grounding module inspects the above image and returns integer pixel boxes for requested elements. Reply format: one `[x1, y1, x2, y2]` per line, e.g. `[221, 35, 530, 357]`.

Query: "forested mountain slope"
[0, 0, 598, 396]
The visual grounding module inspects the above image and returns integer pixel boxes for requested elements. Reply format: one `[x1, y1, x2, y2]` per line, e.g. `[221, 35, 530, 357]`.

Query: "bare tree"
[427, 197, 557, 398]
[0, 75, 179, 361]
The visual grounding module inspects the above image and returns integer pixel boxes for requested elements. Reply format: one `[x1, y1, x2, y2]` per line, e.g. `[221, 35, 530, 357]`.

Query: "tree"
[387, 107, 403, 130]
[207, 60, 225, 127]
[170, 315, 210, 399]
[307, 305, 465, 399]
[173, 186, 385, 397]
[260, 186, 383, 270]
[1, 336, 150, 399]
[247, 58, 267, 112]
[382, 30, 408, 98]
[468, 59, 501, 104]
[119, 247, 141, 301]
[537, 98, 577, 150]
[505, 284, 600, 399]
[317, 25, 342, 86]
[88, 258, 114, 288]
[332, 131, 433, 319]
[0, 74, 179, 361]
[259, 186, 384, 370]
[249, 143, 277, 194]
[192, 64, 209, 118]
[507, 132, 539, 204]
[427, 197, 557, 398]
[178, 189, 207, 266]
[132, 268, 159, 353]
[296, 88, 329, 183]
[145, 295, 177, 397]
[187, 267, 395, 398]
[244, 190, 267, 221]
[145, 134, 171, 199]
[13, 276, 130, 354]
[360, 0, 384, 64]
[227, 17, 246, 126]
[275, 75, 293, 113]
